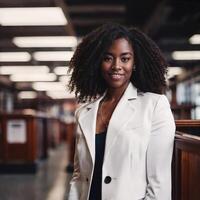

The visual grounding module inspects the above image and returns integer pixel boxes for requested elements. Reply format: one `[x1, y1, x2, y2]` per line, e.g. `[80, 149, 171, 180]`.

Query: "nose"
[111, 58, 121, 70]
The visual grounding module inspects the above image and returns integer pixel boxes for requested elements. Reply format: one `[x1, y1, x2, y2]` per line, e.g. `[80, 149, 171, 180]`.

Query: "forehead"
[106, 38, 133, 53]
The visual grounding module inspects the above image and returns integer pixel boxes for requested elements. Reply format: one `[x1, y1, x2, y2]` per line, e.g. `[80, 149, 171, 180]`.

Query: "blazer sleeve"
[67, 110, 82, 200]
[144, 95, 175, 200]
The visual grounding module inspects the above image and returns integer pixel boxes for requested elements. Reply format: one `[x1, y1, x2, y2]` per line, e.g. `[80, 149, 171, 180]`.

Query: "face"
[101, 38, 134, 90]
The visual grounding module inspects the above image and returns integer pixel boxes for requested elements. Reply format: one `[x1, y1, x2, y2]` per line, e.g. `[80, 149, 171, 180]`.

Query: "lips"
[109, 73, 124, 80]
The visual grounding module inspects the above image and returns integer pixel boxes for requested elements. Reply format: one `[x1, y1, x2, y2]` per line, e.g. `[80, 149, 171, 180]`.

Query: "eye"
[103, 56, 113, 62]
[121, 57, 130, 63]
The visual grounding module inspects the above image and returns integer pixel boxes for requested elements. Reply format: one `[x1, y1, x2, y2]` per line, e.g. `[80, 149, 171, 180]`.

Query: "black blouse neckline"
[96, 129, 107, 135]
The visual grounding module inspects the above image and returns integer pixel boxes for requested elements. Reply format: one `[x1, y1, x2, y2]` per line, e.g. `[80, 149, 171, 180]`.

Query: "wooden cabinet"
[0, 113, 46, 173]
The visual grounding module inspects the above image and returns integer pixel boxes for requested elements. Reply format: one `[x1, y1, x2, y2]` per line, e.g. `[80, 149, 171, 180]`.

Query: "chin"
[107, 81, 128, 89]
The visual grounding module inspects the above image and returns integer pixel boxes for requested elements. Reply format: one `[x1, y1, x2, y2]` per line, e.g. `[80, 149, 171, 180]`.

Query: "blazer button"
[104, 176, 112, 184]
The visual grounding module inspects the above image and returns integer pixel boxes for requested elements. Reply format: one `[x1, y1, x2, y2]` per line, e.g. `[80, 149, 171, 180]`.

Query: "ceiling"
[0, 0, 200, 102]
[66, 0, 200, 66]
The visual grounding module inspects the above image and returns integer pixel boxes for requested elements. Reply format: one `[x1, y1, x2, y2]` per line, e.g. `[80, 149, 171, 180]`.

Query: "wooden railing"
[173, 120, 200, 200]
[175, 120, 200, 136]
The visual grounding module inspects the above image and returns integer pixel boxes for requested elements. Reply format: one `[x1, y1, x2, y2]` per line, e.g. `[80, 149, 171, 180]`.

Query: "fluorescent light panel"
[54, 66, 68, 75]
[172, 51, 200, 60]
[33, 51, 74, 61]
[33, 82, 66, 91]
[47, 91, 75, 99]
[0, 7, 67, 26]
[10, 73, 56, 82]
[18, 91, 37, 99]
[168, 67, 183, 79]
[13, 36, 78, 48]
[0, 66, 49, 74]
[189, 34, 200, 44]
[59, 75, 71, 83]
[0, 52, 31, 62]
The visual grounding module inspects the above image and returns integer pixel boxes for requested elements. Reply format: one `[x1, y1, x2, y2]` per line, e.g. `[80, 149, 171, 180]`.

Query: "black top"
[89, 130, 107, 200]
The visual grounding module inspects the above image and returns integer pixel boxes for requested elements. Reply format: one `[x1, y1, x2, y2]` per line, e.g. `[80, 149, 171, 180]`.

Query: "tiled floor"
[0, 144, 72, 200]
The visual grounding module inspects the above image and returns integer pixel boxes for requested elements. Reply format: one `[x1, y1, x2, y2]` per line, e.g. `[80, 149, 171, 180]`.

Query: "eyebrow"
[104, 52, 133, 56]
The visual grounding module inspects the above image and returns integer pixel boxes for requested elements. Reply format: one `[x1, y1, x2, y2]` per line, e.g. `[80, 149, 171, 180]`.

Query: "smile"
[109, 73, 124, 80]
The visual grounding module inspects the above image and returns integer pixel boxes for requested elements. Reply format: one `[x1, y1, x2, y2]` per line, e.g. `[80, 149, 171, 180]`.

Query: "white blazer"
[68, 83, 175, 200]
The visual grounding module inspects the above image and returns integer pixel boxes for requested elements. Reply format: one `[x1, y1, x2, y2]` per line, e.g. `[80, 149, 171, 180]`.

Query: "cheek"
[101, 63, 110, 75]
[125, 65, 133, 77]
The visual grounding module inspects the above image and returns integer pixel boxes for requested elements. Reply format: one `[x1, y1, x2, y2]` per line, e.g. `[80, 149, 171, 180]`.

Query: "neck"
[105, 82, 129, 102]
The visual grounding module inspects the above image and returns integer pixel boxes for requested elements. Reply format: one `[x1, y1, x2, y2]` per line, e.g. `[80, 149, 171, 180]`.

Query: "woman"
[67, 23, 175, 200]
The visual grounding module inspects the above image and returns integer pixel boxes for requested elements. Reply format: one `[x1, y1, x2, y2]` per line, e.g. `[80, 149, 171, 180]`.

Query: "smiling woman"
[67, 23, 175, 200]
[101, 38, 133, 90]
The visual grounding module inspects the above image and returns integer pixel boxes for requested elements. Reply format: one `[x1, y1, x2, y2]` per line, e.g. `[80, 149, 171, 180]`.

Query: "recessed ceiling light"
[33, 51, 74, 61]
[172, 51, 200, 60]
[18, 91, 37, 99]
[0, 7, 67, 26]
[54, 66, 69, 75]
[10, 73, 56, 82]
[47, 90, 75, 99]
[189, 34, 200, 44]
[0, 52, 31, 62]
[13, 36, 77, 48]
[32, 82, 66, 91]
[167, 67, 183, 79]
[59, 75, 71, 83]
[0, 66, 49, 74]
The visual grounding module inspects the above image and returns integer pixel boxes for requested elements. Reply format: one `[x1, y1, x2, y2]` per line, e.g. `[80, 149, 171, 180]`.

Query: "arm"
[145, 95, 175, 200]
[67, 107, 83, 200]
[67, 124, 81, 200]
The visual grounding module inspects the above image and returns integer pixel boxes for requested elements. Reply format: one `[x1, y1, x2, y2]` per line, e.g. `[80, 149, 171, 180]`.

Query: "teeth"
[110, 74, 122, 79]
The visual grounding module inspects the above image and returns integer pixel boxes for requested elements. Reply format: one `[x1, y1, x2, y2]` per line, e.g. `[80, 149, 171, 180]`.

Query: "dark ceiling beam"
[143, 0, 171, 36]
[54, 0, 76, 36]
[125, 0, 162, 28]
[0, 61, 69, 66]
[68, 4, 125, 13]
[0, 26, 69, 38]
[0, 0, 54, 7]
[168, 60, 200, 68]
[65, 3, 126, 36]
[0, 47, 74, 51]
[155, 23, 199, 39]
[69, 12, 125, 19]
[71, 18, 125, 27]
[159, 44, 200, 51]
[65, 0, 125, 5]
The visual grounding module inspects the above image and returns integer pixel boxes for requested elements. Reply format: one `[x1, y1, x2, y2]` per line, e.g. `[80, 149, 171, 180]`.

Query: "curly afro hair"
[68, 23, 168, 102]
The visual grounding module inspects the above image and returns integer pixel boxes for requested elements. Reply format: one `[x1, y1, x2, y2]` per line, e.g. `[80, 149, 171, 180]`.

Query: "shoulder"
[74, 102, 89, 120]
[138, 92, 170, 109]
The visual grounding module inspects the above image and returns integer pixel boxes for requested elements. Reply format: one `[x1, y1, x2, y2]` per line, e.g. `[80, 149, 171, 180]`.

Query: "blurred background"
[0, 0, 200, 200]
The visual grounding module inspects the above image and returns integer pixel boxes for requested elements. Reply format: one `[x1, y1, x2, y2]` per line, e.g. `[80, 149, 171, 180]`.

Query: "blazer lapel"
[104, 83, 138, 161]
[78, 83, 138, 164]
[78, 94, 105, 164]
